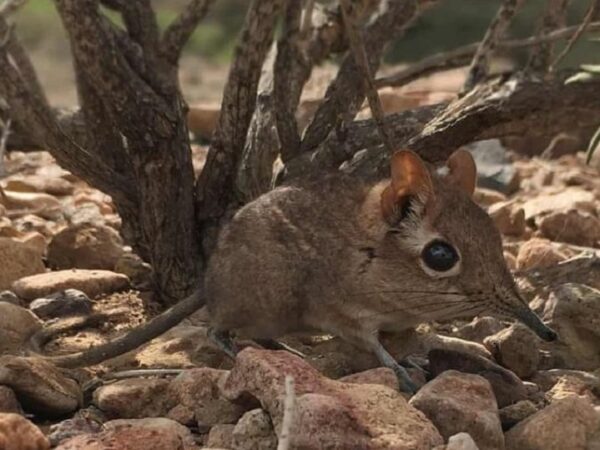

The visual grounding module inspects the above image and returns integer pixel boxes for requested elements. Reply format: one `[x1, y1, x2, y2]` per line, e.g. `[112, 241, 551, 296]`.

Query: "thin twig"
[339, 0, 392, 152]
[463, 0, 525, 93]
[0, 118, 10, 178]
[277, 375, 296, 450]
[526, 0, 571, 72]
[550, 0, 600, 71]
[375, 21, 600, 89]
[161, 0, 215, 63]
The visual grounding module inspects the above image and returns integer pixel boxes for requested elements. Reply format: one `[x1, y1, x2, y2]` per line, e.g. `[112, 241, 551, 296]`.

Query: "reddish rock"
[0, 386, 23, 414]
[339, 367, 399, 390]
[12, 269, 129, 300]
[484, 323, 540, 379]
[0, 413, 49, 450]
[516, 238, 567, 270]
[505, 396, 599, 450]
[48, 224, 124, 270]
[54, 426, 193, 450]
[539, 209, 600, 246]
[428, 349, 528, 408]
[231, 409, 277, 450]
[93, 378, 174, 419]
[168, 368, 246, 428]
[488, 202, 526, 236]
[222, 348, 443, 449]
[410, 371, 503, 450]
[0, 237, 45, 290]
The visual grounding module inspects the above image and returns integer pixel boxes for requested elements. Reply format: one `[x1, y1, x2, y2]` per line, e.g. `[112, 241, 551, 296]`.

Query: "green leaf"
[565, 72, 595, 84]
[585, 124, 600, 165]
[580, 64, 600, 74]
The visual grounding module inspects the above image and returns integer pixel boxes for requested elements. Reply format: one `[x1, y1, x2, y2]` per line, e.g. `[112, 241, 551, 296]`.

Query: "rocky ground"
[0, 135, 599, 449]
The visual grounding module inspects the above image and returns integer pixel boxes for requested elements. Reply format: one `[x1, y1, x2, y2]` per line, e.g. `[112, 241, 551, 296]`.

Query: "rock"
[410, 371, 503, 450]
[48, 413, 104, 447]
[12, 214, 54, 237]
[29, 289, 93, 319]
[187, 104, 220, 140]
[484, 323, 540, 378]
[516, 238, 567, 270]
[339, 367, 399, 390]
[488, 202, 526, 236]
[5, 175, 74, 196]
[65, 203, 106, 227]
[122, 325, 232, 371]
[530, 284, 600, 370]
[446, 433, 480, 450]
[114, 252, 153, 289]
[531, 369, 600, 395]
[94, 378, 175, 419]
[168, 368, 246, 428]
[104, 418, 198, 450]
[48, 223, 124, 270]
[0, 237, 45, 290]
[0, 302, 42, 354]
[546, 375, 599, 404]
[521, 188, 596, 220]
[223, 348, 443, 449]
[505, 396, 599, 450]
[538, 209, 600, 247]
[12, 269, 129, 300]
[428, 349, 528, 408]
[0, 386, 23, 414]
[0, 290, 20, 305]
[0, 190, 62, 219]
[455, 317, 505, 344]
[231, 409, 277, 450]
[0, 356, 81, 416]
[473, 188, 507, 208]
[54, 426, 195, 450]
[499, 400, 539, 430]
[466, 139, 519, 194]
[0, 413, 49, 450]
[206, 424, 235, 449]
[422, 333, 493, 361]
[14, 231, 47, 259]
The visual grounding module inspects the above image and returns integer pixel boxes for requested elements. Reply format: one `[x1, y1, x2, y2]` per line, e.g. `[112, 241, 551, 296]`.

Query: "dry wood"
[462, 0, 525, 92]
[550, 0, 600, 71]
[300, 0, 419, 154]
[375, 21, 600, 89]
[339, 0, 392, 152]
[161, 0, 216, 63]
[196, 0, 285, 255]
[526, 0, 571, 72]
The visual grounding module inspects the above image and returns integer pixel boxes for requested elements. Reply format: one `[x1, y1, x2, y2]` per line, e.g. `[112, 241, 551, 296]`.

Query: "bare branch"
[196, 0, 285, 251]
[526, 0, 571, 72]
[0, 118, 10, 177]
[300, 0, 419, 154]
[274, 1, 350, 162]
[339, 0, 392, 152]
[375, 21, 600, 89]
[236, 45, 280, 202]
[462, 0, 525, 92]
[0, 17, 49, 106]
[346, 74, 600, 178]
[550, 0, 600, 71]
[160, 0, 215, 63]
[277, 375, 296, 450]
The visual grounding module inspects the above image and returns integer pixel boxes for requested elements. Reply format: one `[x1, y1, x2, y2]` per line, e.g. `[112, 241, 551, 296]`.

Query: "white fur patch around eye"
[396, 197, 462, 279]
